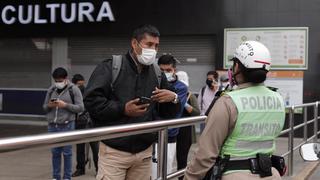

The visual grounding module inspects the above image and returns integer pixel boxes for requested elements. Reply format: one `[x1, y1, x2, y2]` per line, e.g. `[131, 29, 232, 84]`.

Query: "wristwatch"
[172, 93, 179, 104]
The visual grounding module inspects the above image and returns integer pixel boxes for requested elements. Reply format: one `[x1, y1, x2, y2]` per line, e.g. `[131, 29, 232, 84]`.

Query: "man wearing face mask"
[43, 67, 84, 180]
[157, 54, 188, 174]
[197, 71, 219, 132]
[84, 25, 180, 180]
[71, 74, 99, 177]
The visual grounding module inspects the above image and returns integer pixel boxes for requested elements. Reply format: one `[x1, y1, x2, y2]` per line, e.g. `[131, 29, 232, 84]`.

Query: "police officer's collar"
[237, 82, 264, 89]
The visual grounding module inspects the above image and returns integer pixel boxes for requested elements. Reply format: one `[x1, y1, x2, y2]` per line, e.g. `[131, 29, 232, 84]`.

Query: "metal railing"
[0, 101, 319, 179]
[280, 101, 320, 176]
[0, 116, 206, 180]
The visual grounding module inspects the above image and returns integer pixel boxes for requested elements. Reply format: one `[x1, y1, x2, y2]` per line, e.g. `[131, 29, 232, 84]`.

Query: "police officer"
[184, 41, 286, 180]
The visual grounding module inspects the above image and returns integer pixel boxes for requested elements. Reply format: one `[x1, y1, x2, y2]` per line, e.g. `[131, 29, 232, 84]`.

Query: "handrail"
[0, 116, 206, 153]
[279, 101, 320, 176]
[0, 101, 320, 179]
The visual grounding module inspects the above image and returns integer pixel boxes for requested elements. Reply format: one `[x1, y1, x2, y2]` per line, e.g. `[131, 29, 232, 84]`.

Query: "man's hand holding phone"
[125, 97, 151, 117]
[151, 87, 176, 103]
[48, 98, 58, 108]
[48, 98, 67, 108]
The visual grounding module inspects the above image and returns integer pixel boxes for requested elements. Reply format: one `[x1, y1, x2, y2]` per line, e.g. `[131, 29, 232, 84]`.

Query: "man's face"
[54, 78, 66, 83]
[131, 34, 159, 57]
[76, 80, 85, 87]
[159, 64, 176, 74]
[54, 77, 67, 89]
[159, 64, 176, 82]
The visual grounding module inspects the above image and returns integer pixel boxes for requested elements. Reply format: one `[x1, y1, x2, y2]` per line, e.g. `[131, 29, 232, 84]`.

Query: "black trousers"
[75, 123, 99, 172]
[176, 126, 192, 180]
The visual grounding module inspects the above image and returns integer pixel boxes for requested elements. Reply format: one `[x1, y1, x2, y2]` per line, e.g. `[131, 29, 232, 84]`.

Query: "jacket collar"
[126, 51, 150, 73]
[237, 82, 264, 89]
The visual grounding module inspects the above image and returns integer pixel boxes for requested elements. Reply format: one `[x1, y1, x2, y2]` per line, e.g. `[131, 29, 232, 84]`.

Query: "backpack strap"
[68, 86, 75, 104]
[152, 62, 162, 88]
[200, 86, 206, 111]
[111, 55, 161, 88]
[112, 55, 123, 86]
[48, 87, 56, 99]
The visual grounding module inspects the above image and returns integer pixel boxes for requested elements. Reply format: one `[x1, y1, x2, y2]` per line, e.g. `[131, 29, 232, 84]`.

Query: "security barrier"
[0, 102, 319, 179]
[280, 102, 319, 176]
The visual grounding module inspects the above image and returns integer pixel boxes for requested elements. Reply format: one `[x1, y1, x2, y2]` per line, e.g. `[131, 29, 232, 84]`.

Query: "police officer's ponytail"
[244, 69, 267, 83]
[236, 60, 267, 84]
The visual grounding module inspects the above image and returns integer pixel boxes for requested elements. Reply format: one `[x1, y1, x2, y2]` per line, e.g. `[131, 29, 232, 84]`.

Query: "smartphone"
[138, 96, 151, 105]
[50, 98, 58, 102]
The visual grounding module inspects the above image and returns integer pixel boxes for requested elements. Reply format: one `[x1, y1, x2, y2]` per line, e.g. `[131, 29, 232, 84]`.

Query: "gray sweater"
[43, 83, 84, 124]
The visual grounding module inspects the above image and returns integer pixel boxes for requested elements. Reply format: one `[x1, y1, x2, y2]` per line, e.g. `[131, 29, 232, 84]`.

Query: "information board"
[224, 27, 308, 70]
[265, 71, 303, 106]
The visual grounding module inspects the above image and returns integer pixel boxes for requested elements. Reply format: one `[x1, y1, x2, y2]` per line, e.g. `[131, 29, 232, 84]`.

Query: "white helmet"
[233, 41, 271, 71]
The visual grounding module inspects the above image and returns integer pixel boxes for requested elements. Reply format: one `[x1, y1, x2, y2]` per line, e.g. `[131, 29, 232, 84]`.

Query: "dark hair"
[207, 71, 219, 80]
[52, 67, 68, 79]
[158, 54, 177, 68]
[132, 24, 160, 42]
[234, 59, 267, 83]
[72, 74, 85, 84]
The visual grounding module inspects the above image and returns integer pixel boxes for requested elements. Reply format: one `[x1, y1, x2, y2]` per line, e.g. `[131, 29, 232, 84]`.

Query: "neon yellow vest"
[221, 86, 285, 159]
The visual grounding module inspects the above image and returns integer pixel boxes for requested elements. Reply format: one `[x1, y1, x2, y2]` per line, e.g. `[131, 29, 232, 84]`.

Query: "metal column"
[314, 102, 319, 142]
[158, 129, 168, 180]
[288, 107, 294, 176]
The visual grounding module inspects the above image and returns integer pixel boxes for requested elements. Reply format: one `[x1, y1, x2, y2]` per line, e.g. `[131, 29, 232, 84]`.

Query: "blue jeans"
[48, 121, 75, 180]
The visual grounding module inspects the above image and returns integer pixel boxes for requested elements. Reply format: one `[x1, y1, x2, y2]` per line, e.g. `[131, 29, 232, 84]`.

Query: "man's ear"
[131, 39, 137, 49]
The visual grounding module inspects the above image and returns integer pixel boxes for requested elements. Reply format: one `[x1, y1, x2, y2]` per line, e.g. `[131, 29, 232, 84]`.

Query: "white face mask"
[55, 81, 66, 89]
[165, 72, 175, 82]
[136, 46, 157, 65]
[222, 82, 228, 87]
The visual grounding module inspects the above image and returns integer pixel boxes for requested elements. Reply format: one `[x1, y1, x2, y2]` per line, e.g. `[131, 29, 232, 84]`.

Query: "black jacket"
[84, 52, 179, 153]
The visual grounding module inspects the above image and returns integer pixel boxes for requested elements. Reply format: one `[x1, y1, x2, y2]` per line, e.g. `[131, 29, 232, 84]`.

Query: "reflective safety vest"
[220, 85, 285, 159]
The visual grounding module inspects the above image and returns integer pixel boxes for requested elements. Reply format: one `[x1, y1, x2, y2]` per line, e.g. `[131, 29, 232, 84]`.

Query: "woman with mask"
[184, 41, 286, 180]
[197, 71, 219, 132]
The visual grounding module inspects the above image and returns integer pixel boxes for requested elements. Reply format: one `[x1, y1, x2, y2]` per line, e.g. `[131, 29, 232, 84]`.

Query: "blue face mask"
[165, 72, 175, 82]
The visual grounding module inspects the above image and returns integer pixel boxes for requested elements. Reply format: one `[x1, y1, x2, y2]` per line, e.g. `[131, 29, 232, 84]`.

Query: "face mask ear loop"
[131, 39, 141, 57]
[228, 68, 235, 87]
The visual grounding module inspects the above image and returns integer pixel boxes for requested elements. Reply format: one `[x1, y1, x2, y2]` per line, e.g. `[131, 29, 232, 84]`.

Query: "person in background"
[219, 74, 229, 91]
[84, 24, 180, 180]
[197, 71, 219, 132]
[43, 67, 84, 180]
[157, 54, 188, 174]
[71, 74, 99, 177]
[176, 71, 200, 180]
